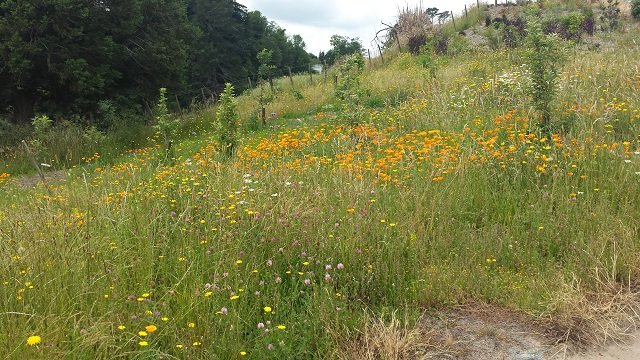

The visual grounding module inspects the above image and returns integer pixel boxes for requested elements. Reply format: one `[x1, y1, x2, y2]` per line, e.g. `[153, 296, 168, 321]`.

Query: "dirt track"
[571, 337, 640, 360]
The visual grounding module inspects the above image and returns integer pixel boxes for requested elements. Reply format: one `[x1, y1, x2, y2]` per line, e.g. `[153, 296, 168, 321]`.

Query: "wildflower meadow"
[2, 2, 640, 359]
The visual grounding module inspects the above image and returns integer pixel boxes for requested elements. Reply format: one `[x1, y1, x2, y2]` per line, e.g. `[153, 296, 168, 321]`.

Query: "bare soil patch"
[16, 169, 68, 188]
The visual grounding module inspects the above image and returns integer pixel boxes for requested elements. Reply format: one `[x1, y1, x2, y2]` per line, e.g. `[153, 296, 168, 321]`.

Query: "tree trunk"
[12, 90, 35, 124]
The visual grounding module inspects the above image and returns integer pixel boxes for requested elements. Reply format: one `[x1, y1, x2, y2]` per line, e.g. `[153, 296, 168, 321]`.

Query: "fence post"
[367, 49, 372, 67]
[288, 67, 294, 86]
[248, 77, 253, 89]
[175, 95, 182, 116]
[451, 11, 457, 31]
[377, 44, 385, 64]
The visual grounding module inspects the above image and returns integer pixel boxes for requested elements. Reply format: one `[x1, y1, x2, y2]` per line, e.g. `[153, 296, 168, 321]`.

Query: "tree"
[0, 0, 313, 128]
[257, 48, 275, 81]
[186, 3, 312, 96]
[426, 7, 440, 23]
[187, 0, 250, 96]
[0, 0, 193, 124]
[322, 35, 363, 66]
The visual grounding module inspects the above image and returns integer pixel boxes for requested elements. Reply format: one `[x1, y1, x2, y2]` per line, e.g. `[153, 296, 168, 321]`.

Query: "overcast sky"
[240, 0, 481, 55]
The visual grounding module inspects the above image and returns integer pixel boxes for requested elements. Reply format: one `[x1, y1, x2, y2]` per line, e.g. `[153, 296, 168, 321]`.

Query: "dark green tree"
[0, 0, 193, 124]
[633, 0, 640, 19]
[187, 0, 250, 95]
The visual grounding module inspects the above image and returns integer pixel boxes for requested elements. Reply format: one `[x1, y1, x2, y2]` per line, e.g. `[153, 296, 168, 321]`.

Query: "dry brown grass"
[335, 311, 451, 360]
[543, 262, 640, 352]
[394, 4, 434, 46]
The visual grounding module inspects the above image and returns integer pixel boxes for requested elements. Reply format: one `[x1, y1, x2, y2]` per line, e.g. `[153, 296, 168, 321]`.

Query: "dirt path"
[571, 338, 640, 360]
[416, 304, 640, 360]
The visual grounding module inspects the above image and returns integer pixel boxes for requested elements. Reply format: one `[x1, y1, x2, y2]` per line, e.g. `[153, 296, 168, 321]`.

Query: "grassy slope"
[2, 9, 640, 360]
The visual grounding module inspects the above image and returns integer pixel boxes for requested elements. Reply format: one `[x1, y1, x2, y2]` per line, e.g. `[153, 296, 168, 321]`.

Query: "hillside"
[1, 1, 640, 359]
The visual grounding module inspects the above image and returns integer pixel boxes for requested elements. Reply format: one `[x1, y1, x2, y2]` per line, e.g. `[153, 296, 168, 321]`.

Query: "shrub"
[153, 88, 179, 150]
[335, 53, 365, 102]
[434, 36, 449, 55]
[32, 114, 53, 139]
[562, 13, 586, 41]
[216, 83, 239, 156]
[336, 53, 366, 126]
[417, 44, 437, 78]
[407, 33, 427, 55]
[599, 0, 621, 32]
[581, 15, 596, 36]
[632, 0, 640, 19]
[524, 18, 565, 132]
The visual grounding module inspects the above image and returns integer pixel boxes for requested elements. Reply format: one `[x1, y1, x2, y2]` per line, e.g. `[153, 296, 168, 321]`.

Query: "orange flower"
[145, 325, 157, 333]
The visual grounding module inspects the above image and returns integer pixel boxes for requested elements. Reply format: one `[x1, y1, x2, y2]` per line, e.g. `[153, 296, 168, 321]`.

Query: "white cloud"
[241, 0, 483, 55]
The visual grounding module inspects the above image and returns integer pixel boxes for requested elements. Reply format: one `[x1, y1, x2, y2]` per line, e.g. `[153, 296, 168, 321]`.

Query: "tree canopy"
[318, 35, 363, 67]
[0, 0, 313, 126]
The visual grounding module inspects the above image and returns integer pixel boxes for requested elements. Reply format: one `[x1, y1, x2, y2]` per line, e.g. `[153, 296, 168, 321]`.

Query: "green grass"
[2, 6, 640, 359]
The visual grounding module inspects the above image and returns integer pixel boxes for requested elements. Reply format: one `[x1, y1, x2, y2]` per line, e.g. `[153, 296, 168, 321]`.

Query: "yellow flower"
[176, 344, 184, 349]
[188, 322, 196, 328]
[192, 341, 202, 346]
[230, 295, 240, 300]
[277, 325, 286, 330]
[138, 331, 148, 337]
[264, 306, 272, 313]
[236, 259, 243, 265]
[26, 335, 41, 346]
[145, 325, 157, 333]
[117, 325, 126, 331]
[204, 291, 213, 297]
[139, 341, 149, 347]
[240, 351, 247, 356]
